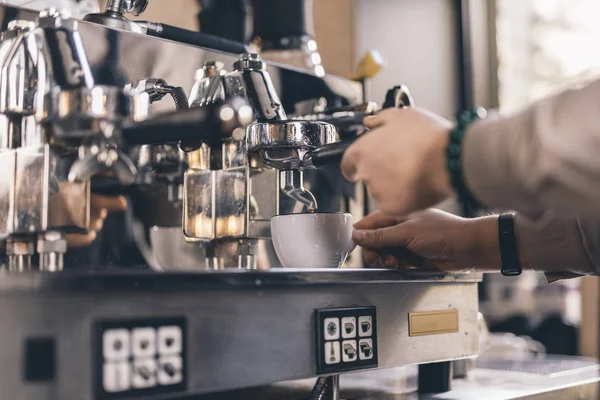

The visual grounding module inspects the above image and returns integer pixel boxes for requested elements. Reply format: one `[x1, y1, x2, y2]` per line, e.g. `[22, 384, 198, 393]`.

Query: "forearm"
[514, 214, 600, 276]
[467, 213, 600, 279]
[462, 78, 600, 218]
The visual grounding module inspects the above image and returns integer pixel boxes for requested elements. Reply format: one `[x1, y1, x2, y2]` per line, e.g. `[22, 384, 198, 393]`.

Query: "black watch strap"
[498, 214, 522, 276]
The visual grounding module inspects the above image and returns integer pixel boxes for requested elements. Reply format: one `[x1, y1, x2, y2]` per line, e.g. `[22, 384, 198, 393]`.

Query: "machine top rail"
[0, 269, 482, 293]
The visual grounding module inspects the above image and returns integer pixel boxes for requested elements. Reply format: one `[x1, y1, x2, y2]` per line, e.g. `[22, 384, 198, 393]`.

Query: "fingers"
[341, 108, 404, 182]
[363, 114, 385, 129]
[353, 211, 400, 230]
[382, 254, 400, 268]
[340, 141, 361, 182]
[362, 108, 398, 129]
[353, 225, 410, 249]
[66, 196, 126, 250]
[90, 195, 127, 213]
[91, 207, 108, 221]
[66, 231, 97, 248]
[364, 249, 379, 266]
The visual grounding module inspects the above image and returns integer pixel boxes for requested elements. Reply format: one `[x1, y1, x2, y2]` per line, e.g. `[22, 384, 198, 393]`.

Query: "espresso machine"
[0, 3, 483, 400]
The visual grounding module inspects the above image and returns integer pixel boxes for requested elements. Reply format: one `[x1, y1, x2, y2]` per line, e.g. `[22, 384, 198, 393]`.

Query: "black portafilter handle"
[306, 85, 414, 168]
[143, 22, 251, 55]
[91, 176, 130, 196]
[120, 98, 252, 148]
[91, 99, 251, 195]
[308, 138, 356, 168]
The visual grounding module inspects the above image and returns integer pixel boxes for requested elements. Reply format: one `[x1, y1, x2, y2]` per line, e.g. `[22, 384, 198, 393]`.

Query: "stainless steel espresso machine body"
[0, 5, 481, 400]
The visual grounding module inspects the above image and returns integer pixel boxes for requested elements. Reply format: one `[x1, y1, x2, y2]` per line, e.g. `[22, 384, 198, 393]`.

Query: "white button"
[158, 326, 183, 355]
[103, 361, 130, 393]
[103, 329, 130, 361]
[358, 316, 373, 337]
[132, 358, 157, 389]
[157, 355, 183, 385]
[359, 338, 374, 360]
[341, 317, 356, 339]
[342, 340, 358, 362]
[323, 318, 340, 340]
[324, 341, 341, 365]
[132, 328, 156, 358]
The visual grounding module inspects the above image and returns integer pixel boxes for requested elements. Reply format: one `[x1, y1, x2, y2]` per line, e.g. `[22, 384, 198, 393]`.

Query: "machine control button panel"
[94, 318, 186, 399]
[316, 307, 377, 374]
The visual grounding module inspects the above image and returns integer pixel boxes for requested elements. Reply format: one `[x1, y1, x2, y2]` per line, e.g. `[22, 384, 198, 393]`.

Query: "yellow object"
[350, 49, 384, 81]
[408, 309, 460, 337]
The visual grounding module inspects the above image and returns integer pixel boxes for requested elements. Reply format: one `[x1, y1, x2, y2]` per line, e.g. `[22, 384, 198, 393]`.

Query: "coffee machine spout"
[280, 170, 317, 212]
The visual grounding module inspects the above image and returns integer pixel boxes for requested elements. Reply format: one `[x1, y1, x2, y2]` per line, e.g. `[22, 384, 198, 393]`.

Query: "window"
[497, 0, 600, 112]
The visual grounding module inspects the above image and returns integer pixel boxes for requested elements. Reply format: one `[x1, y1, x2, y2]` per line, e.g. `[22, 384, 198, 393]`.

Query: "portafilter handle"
[120, 97, 253, 149]
[304, 85, 414, 168]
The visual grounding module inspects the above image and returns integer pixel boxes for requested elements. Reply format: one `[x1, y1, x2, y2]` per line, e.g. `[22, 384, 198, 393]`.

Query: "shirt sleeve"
[514, 213, 600, 281]
[462, 78, 600, 219]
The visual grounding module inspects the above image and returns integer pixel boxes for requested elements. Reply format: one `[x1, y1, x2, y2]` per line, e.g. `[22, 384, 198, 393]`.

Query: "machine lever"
[121, 98, 253, 148]
[305, 138, 355, 168]
[142, 22, 251, 54]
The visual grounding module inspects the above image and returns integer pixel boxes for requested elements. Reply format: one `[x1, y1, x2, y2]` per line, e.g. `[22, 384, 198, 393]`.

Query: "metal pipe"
[327, 375, 340, 400]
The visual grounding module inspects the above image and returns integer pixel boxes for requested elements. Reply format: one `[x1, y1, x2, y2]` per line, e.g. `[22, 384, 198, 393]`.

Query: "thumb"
[352, 225, 410, 249]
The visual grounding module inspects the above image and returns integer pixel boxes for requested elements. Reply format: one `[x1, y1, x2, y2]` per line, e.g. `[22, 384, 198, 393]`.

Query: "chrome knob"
[105, 0, 149, 17]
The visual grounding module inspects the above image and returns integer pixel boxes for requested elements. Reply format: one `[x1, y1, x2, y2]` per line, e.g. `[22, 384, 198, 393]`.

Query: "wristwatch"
[498, 214, 522, 276]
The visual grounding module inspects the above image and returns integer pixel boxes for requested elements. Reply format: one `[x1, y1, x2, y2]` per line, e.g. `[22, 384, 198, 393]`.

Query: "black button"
[24, 338, 55, 382]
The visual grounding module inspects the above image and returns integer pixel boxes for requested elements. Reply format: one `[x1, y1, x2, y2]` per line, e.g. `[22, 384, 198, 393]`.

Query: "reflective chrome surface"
[0, 8, 158, 271]
[247, 120, 337, 169]
[83, 0, 148, 34]
[0, 5, 362, 271]
[224, 53, 288, 122]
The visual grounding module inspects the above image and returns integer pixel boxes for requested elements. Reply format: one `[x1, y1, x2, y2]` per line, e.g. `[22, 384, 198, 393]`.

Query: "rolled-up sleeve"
[515, 214, 600, 281]
[462, 78, 600, 219]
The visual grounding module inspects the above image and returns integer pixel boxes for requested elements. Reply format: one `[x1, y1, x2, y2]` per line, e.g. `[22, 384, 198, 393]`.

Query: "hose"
[169, 86, 189, 110]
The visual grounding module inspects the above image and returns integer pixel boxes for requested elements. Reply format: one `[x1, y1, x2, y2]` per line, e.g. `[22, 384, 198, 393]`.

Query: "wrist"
[466, 215, 501, 272]
[447, 108, 487, 215]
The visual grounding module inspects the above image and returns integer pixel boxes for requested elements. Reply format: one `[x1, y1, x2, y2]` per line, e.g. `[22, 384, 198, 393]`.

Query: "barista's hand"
[340, 108, 455, 216]
[353, 209, 501, 273]
[66, 195, 128, 248]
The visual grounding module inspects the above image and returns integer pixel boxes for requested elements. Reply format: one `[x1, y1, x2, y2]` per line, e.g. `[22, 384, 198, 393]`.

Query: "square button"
[323, 318, 340, 340]
[132, 328, 156, 358]
[341, 340, 358, 362]
[158, 326, 183, 356]
[341, 317, 356, 339]
[358, 316, 373, 337]
[324, 341, 341, 365]
[157, 355, 183, 385]
[132, 358, 157, 389]
[359, 338, 374, 360]
[103, 361, 131, 393]
[103, 329, 130, 361]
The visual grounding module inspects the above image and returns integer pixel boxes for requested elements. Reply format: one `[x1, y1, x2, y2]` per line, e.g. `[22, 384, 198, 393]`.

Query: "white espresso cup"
[270, 213, 354, 268]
